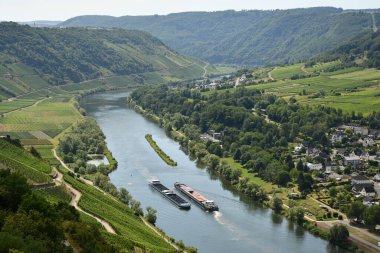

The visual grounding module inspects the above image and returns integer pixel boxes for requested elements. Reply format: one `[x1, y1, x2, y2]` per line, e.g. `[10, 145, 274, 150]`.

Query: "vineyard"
[0, 139, 52, 183]
[64, 173, 176, 253]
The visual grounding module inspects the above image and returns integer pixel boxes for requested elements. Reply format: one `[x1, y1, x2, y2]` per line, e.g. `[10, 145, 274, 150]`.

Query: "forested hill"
[314, 30, 380, 68]
[60, 7, 378, 66]
[0, 22, 210, 86]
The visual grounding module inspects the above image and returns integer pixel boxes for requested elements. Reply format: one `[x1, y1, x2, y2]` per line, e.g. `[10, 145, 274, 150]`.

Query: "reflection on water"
[81, 90, 344, 253]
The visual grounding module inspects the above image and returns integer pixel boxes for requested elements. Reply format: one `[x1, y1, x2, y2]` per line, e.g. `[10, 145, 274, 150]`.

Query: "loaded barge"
[174, 182, 219, 212]
[150, 180, 191, 209]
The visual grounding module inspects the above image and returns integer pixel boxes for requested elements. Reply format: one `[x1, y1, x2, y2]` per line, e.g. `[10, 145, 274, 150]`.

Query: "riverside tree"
[329, 224, 349, 245]
[145, 206, 157, 225]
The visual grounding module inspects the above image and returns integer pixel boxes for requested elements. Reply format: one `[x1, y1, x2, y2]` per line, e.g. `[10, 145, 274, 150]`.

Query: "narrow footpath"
[52, 149, 116, 234]
[2, 97, 49, 116]
[202, 62, 209, 78]
[268, 67, 276, 81]
[140, 217, 182, 251]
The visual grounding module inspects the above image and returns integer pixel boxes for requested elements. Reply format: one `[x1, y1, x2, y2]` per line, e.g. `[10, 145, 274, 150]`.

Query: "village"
[292, 124, 380, 209]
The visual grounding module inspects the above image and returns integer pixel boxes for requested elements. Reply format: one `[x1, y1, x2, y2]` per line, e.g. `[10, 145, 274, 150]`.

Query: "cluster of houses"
[294, 124, 380, 206]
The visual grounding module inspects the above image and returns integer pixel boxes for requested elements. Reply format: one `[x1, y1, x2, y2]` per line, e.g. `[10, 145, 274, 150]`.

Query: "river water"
[81, 90, 343, 253]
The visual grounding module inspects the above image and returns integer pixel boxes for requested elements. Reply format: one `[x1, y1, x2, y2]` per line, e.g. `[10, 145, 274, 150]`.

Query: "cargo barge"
[150, 180, 191, 209]
[174, 182, 219, 212]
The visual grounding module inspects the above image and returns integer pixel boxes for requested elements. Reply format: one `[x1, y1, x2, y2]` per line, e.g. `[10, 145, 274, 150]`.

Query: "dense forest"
[0, 22, 205, 85]
[60, 8, 376, 66]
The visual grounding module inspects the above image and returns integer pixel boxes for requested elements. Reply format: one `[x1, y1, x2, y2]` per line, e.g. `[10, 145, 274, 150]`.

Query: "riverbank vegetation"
[130, 83, 380, 251]
[145, 134, 177, 166]
[58, 118, 118, 174]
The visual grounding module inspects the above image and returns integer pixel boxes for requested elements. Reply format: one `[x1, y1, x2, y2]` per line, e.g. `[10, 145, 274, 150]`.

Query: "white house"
[352, 183, 376, 197]
[343, 155, 363, 168]
[306, 162, 323, 171]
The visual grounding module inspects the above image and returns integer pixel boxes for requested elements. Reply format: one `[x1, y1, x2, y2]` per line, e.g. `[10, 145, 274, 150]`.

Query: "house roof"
[352, 183, 375, 193]
[351, 175, 369, 181]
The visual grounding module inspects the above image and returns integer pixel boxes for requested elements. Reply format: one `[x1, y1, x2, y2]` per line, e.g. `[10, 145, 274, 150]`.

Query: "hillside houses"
[343, 155, 363, 169]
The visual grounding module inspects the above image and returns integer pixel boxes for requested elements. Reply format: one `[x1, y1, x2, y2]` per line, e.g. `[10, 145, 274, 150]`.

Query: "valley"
[0, 4, 380, 253]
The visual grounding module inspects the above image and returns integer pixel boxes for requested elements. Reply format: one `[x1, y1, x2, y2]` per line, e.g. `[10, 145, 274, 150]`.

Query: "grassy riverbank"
[145, 134, 177, 166]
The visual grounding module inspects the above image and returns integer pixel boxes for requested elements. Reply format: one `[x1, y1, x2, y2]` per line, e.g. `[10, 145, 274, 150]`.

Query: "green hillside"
[0, 137, 176, 253]
[0, 22, 225, 100]
[60, 7, 377, 66]
[0, 138, 52, 183]
[312, 30, 380, 68]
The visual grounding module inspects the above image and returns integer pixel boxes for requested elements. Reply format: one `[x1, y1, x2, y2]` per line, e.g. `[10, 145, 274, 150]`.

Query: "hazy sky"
[1, 0, 379, 22]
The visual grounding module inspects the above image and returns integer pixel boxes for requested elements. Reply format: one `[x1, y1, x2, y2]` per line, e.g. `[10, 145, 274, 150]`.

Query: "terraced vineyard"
[0, 139, 52, 183]
[0, 97, 81, 145]
[206, 63, 380, 115]
[64, 173, 176, 253]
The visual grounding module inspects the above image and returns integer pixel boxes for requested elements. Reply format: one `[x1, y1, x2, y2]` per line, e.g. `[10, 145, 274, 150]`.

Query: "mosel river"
[81, 91, 343, 253]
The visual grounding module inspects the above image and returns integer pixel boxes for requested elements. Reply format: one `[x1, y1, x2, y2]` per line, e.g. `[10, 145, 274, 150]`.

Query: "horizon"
[1, 0, 379, 22]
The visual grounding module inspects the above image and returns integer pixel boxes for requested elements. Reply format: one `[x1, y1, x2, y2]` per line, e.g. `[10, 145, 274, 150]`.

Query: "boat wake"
[213, 211, 223, 224]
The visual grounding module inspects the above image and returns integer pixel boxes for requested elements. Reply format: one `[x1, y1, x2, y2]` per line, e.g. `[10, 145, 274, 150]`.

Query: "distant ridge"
[60, 7, 379, 66]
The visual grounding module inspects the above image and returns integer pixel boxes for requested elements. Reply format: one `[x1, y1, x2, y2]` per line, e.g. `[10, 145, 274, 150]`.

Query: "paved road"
[319, 221, 380, 253]
[310, 196, 380, 252]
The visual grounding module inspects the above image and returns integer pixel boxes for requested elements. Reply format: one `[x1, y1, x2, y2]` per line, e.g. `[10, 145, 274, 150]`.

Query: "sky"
[0, 0, 379, 22]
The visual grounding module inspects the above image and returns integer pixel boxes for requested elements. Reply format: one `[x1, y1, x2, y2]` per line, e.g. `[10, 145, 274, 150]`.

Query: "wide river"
[81, 90, 343, 253]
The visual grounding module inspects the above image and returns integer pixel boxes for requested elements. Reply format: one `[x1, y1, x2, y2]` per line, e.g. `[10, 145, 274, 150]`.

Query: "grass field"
[271, 64, 306, 80]
[331, 68, 380, 81]
[222, 157, 328, 220]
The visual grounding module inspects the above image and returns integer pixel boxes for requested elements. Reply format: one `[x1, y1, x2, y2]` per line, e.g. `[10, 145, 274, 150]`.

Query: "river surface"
[81, 90, 343, 253]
